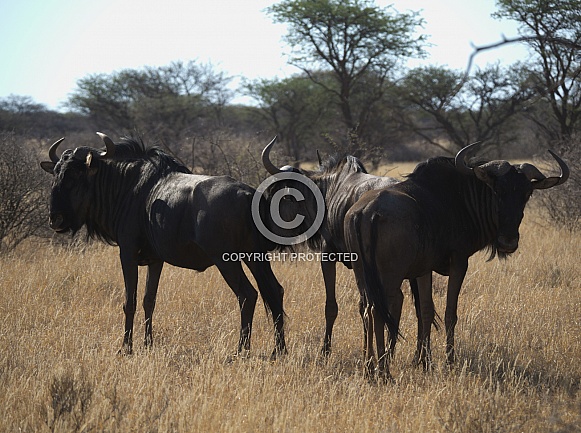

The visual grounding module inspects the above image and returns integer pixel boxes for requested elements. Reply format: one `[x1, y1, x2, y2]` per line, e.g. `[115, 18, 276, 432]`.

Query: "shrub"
[538, 139, 581, 231]
[0, 133, 50, 253]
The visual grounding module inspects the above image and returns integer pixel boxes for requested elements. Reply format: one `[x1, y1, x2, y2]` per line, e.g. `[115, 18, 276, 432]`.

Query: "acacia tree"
[68, 61, 232, 141]
[493, 0, 581, 140]
[396, 64, 535, 154]
[244, 74, 335, 161]
[267, 0, 425, 140]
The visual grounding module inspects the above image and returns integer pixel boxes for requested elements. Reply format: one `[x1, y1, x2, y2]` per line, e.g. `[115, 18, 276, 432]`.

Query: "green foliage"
[268, 0, 425, 71]
[0, 95, 89, 138]
[4, 0, 581, 169]
[494, 0, 581, 35]
[267, 0, 425, 136]
[67, 60, 232, 143]
[494, 0, 581, 140]
[244, 73, 337, 160]
[396, 64, 536, 153]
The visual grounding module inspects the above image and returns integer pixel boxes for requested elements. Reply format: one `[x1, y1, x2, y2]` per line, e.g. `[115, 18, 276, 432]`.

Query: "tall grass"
[0, 214, 579, 432]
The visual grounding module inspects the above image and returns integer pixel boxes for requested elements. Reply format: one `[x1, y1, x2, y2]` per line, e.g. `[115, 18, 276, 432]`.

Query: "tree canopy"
[267, 0, 425, 138]
[493, 0, 581, 139]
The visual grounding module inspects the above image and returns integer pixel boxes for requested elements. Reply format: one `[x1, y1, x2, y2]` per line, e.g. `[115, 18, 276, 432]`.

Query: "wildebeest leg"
[385, 286, 404, 360]
[410, 277, 422, 365]
[321, 260, 338, 356]
[363, 301, 375, 379]
[353, 272, 374, 378]
[376, 287, 403, 382]
[372, 305, 393, 382]
[215, 260, 259, 356]
[244, 259, 287, 359]
[143, 261, 164, 348]
[445, 257, 468, 365]
[355, 272, 373, 364]
[119, 249, 139, 355]
[414, 273, 434, 369]
[359, 291, 368, 359]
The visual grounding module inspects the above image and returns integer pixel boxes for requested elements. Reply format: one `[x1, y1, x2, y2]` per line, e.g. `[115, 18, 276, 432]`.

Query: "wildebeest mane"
[313, 153, 368, 177]
[308, 154, 368, 251]
[404, 156, 506, 261]
[407, 155, 492, 179]
[112, 135, 191, 176]
[404, 156, 455, 180]
[84, 136, 190, 245]
[265, 153, 370, 255]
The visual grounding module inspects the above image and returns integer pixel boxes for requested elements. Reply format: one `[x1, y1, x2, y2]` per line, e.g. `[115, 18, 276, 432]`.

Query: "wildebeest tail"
[352, 211, 400, 339]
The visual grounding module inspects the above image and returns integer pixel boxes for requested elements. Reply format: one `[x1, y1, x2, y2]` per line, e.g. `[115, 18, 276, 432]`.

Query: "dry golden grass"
[0, 212, 579, 432]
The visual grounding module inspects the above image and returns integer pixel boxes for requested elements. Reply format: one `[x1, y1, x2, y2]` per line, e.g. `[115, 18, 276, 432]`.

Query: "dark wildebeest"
[40, 133, 286, 358]
[260, 137, 422, 357]
[345, 143, 569, 379]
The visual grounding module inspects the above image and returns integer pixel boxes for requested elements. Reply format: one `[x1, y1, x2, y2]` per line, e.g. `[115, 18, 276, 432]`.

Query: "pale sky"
[0, 0, 529, 111]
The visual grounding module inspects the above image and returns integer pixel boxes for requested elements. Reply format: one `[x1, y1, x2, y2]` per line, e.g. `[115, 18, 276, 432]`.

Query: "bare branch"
[466, 34, 581, 76]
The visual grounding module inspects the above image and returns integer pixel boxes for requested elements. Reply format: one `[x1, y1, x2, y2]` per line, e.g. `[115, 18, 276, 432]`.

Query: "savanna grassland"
[0, 205, 579, 432]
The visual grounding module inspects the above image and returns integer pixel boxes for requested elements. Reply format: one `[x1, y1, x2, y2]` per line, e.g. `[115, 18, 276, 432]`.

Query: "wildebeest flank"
[40, 133, 286, 357]
[345, 142, 569, 380]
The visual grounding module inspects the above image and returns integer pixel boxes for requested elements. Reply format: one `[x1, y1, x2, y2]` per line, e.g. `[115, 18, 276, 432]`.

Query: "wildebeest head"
[40, 133, 115, 234]
[455, 143, 569, 255]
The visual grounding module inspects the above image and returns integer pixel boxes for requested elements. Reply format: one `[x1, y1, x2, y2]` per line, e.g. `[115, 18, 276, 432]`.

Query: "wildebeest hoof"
[269, 347, 288, 362]
[226, 349, 251, 364]
[117, 345, 133, 356]
[377, 369, 395, 384]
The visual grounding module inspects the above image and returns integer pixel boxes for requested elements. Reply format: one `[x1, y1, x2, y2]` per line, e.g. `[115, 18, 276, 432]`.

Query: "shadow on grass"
[458, 345, 580, 397]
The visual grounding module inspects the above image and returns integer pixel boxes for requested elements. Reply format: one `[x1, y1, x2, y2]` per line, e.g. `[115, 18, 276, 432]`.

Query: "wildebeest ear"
[85, 152, 98, 176]
[473, 161, 511, 188]
[40, 161, 56, 175]
[473, 166, 495, 188]
[517, 163, 546, 182]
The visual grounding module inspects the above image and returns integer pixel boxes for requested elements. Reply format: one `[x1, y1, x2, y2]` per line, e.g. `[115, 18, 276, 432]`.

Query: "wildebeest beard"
[486, 243, 511, 262]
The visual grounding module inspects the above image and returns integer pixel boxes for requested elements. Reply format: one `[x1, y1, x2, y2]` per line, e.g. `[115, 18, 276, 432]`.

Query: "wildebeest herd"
[41, 132, 569, 380]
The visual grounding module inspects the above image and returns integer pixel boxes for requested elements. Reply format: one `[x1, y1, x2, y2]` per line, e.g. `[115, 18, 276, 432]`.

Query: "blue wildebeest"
[260, 137, 424, 358]
[40, 133, 286, 358]
[345, 143, 569, 379]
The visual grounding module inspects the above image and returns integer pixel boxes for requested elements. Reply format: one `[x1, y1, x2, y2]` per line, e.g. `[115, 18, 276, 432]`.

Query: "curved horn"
[261, 136, 282, 175]
[547, 150, 570, 185]
[96, 132, 116, 159]
[531, 150, 570, 190]
[48, 137, 66, 163]
[316, 150, 323, 166]
[455, 141, 481, 175]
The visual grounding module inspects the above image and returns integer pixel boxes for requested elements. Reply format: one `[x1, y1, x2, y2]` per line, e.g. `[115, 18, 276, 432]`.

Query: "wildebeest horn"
[521, 150, 570, 190]
[455, 142, 481, 175]
[48, 137, 66, 163]
[262, 136, 282, 175]
[316, 150, 323, 166]
[96, 132, 116, 159]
